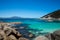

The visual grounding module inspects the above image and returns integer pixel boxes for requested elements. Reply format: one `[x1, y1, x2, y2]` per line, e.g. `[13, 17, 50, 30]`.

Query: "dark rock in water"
[45, 30, 60, 40]
[52, 30, 60, 40]
[18, 29, 35, 38]
[9, 23, 35, 40]
[11, 23, 29, 29]
[45, 33, 52, 40]
[53, 30, 60, 36]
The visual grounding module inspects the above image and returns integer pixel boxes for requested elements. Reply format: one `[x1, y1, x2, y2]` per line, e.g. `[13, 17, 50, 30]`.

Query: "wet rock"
[52, 30, 60, 40]
[45, 33, 52, 40]
[53, 30, 60, 36]
[16, 31, 22, 37]
[34, 36, 49, 40]
[45, 30, 60, 40]
[29, 33, 33, 38]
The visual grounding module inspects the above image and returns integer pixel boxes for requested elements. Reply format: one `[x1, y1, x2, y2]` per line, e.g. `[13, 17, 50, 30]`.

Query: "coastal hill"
[0, 16, 22, 19]
[10, 16, 22, 19]
[0, 16, 37, 21]
[41, 10, 60, 20]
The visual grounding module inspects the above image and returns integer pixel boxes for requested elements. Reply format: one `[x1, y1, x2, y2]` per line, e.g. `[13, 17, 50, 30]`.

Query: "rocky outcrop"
[0, 30, 7, 40]
[41, 10, 60, 21]
[0, 22, 34, 40]
[45, 30, 60, 40]
[52, 30, 60, 40]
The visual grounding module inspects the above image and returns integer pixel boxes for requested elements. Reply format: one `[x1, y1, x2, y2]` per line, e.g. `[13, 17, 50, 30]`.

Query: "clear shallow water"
[23, 21, 60, 33]
[1, 19, 60, 33]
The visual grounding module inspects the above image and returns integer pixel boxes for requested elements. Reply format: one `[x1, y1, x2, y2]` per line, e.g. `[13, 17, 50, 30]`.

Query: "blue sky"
[0, 0, 60, 18]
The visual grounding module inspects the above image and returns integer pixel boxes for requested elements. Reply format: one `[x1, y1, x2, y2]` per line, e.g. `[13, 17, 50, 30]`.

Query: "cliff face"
[41, 10, 60, 19]
[50, 10, 60, 18]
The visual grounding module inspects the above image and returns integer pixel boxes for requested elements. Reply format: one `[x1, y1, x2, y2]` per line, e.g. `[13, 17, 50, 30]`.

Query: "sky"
[0, 0, 60, 18]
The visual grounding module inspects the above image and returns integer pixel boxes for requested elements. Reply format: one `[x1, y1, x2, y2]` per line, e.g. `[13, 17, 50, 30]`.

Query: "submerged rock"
[0, 22, 35, 40]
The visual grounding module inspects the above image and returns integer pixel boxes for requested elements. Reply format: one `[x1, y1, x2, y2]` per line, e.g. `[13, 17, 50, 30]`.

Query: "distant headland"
[41, 10, 60, 21]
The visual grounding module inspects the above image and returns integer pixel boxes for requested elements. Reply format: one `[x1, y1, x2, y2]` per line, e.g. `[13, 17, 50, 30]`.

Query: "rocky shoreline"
[0, 22, 60, 40]
[0, 22, 35, 40]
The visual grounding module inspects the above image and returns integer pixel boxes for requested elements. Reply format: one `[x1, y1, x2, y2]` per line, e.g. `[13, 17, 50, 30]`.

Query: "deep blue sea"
[0, 18, 60, 33]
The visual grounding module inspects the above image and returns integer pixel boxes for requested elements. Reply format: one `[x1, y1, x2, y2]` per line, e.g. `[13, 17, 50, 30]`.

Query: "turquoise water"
[1, 19, 60, 33]
[23, 20, 60, 33]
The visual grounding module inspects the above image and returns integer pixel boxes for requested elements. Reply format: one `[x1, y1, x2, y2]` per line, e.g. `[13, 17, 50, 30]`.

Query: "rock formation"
[41, 10, 60, 21]
[34, 36, 49, 40]
[0, 22, 34, 40]
[45, 30, 60, 40]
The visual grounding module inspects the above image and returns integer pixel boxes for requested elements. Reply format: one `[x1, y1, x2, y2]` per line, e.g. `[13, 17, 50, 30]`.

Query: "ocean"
[0, 18, 60, 33]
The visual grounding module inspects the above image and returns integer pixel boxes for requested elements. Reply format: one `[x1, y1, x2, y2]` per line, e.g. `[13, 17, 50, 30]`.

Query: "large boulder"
[45, 33, 55, 40]
[53, 30, 60, 36]
[8, 35, 17, 40]
[45, 30, 60, 40]
[0, 30, 7, 40]
[52, 30, 60, 40]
